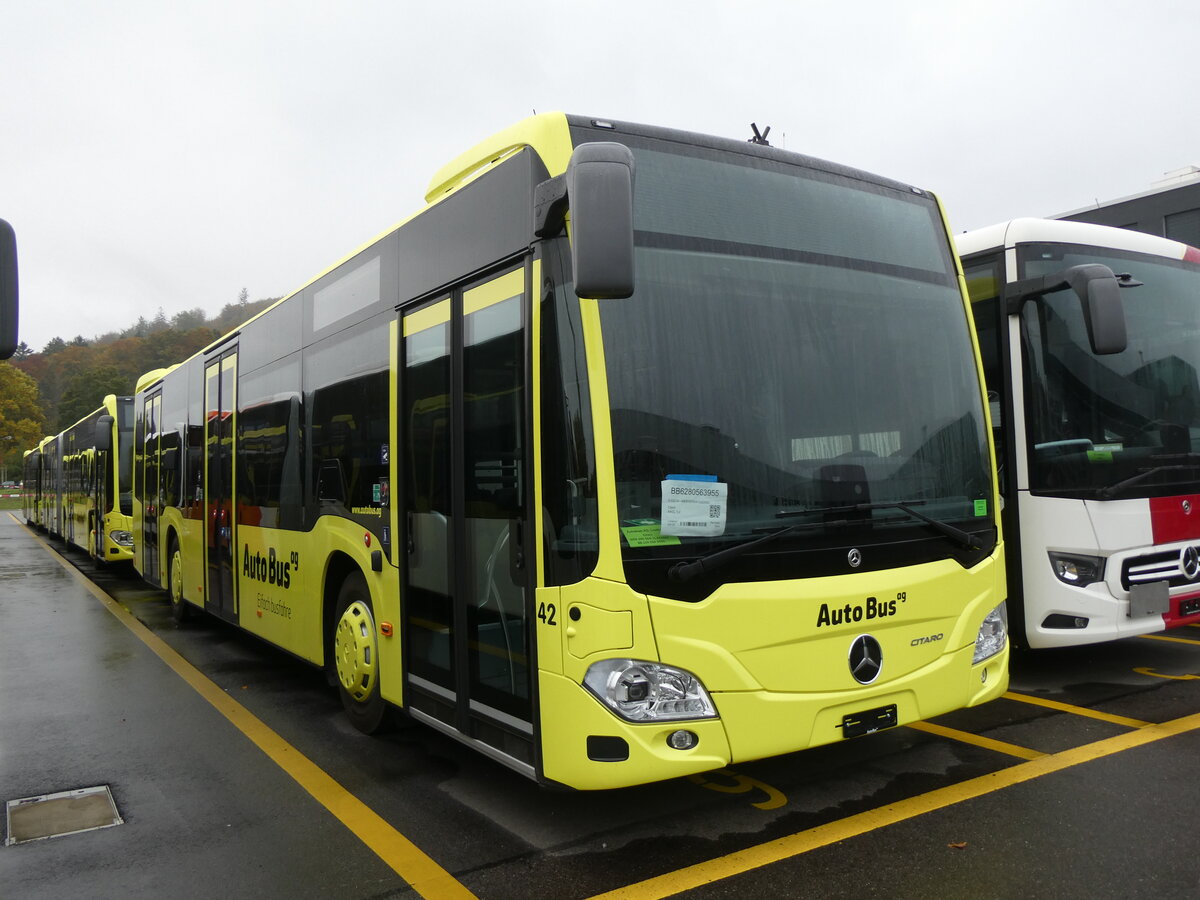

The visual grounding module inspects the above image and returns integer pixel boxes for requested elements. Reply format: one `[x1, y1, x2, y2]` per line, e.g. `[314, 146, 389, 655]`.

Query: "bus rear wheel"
[168, 540, 190, 625]
[332, 571, 390, 734]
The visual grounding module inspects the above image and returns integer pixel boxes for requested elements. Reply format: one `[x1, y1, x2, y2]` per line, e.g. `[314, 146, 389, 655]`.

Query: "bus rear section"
[960, 218, 1200, 647]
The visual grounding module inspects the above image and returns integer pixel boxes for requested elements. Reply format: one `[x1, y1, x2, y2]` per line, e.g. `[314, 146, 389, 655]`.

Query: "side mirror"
[1066, 264, 1127, 355]
[95, 415, 114, 452]
[1007, 263, 1127, 355]
[535, 143, 635, 300]
[0, 218, 17, 360]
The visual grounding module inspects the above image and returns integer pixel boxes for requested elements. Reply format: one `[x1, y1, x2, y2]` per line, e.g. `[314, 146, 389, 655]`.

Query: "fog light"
[668, 730, 698, 750]
[110, 530, 134, 547]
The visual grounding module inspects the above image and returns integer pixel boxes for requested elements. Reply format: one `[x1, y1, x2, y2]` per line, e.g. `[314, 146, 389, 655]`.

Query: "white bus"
[958, 218, 1200, 647]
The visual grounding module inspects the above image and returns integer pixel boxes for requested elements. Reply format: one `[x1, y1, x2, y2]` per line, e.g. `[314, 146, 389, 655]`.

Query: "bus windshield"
[1019, 243, 1200, 499]
[591, 142, 994, 597]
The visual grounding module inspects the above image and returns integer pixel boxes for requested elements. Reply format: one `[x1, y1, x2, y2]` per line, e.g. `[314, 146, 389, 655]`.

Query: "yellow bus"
[133, 114, 1009, 789]
[57, 395, 136, 562]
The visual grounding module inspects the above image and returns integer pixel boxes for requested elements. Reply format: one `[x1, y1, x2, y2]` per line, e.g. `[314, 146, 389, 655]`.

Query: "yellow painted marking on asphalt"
[29, 526, 474, 900]
[1139, 633, 1200, 646]
[588, 711, 1200, 900]
[689, 770, 788, 810]
[1003, 691, 1151, 729]
[905, 720, 1045, 760]
[1133, 667, 1200, 681]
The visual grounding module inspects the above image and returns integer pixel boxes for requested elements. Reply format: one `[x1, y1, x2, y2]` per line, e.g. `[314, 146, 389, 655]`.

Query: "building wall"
[1057, 177, 1200, 248]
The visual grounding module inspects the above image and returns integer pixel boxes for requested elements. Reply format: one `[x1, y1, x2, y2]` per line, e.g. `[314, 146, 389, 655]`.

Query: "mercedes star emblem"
[848, 634, 883, 684]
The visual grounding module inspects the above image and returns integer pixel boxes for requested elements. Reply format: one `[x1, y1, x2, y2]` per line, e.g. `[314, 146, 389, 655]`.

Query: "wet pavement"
[2, 511, 1199, 899]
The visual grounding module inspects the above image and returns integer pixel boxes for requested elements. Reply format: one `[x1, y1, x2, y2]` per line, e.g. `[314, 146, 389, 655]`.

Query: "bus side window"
[540, 277, 599, 586]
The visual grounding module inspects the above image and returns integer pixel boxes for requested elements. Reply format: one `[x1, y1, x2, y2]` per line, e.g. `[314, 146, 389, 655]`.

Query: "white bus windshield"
[1019, 243, 1200, 499]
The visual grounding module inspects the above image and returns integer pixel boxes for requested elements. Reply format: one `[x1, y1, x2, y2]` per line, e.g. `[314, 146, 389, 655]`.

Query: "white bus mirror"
[1007, 263, 1128, 356]
[1066, 264, 1127, 355]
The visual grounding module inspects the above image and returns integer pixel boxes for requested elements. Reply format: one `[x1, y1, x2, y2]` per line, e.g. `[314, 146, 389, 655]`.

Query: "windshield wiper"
[1099, 454, 1200, 499]
[810, 501, 985, 551]
[667, 519, 824, 583]
[667, 500, 984, 584]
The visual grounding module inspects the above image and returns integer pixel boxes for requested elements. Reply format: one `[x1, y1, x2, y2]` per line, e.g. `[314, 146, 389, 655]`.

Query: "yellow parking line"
[1003, 691, 1151, 729]
[905, 721, 1044, 760]
[1139, 633, 1200, 645]
[33, 528, 475, 900]
[589, 710, 1200, 900]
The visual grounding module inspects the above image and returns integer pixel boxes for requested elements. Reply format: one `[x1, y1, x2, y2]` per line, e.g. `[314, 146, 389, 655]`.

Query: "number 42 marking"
[538, 602, 557, 626]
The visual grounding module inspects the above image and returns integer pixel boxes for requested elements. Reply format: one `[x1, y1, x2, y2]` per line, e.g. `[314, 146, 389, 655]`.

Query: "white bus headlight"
[110, 530, 134, 547]
[1048, 552, 1104, 587]
[583, 659, 718, 722]
[973, 602, 1008, 664]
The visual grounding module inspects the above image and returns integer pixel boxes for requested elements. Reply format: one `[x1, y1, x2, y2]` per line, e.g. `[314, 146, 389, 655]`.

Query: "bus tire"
[168, 539, 190, 625]
[332, 571, 390, 734]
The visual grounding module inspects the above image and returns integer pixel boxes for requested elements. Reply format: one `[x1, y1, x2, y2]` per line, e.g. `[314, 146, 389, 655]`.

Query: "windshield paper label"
[661, 476, 728, 536]
[620, 522, 681, 547]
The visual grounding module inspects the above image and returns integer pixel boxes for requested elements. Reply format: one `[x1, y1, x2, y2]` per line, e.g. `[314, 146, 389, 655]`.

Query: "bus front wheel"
[332, 571, 390, 734]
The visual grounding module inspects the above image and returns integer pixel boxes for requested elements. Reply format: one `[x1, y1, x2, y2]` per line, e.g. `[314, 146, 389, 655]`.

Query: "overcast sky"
[4, 0, 1198, 352]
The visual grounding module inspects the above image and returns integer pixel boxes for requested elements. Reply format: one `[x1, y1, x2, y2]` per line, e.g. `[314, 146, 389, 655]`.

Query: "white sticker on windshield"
[661, 477, 728, 536]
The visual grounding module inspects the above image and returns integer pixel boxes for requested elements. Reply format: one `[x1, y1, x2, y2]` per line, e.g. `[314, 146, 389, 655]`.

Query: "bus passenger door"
[142, 393, 162, 584]
[401, 266, 533, 763]
[204, 349, 238, 621]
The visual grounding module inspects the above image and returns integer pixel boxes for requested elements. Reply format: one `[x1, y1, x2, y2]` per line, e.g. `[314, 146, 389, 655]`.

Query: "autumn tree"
[0, 362, 48, 472]
[56, 365, 134, 429]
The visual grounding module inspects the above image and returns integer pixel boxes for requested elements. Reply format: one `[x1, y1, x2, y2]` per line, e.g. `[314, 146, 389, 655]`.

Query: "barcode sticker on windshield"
[661, 478, 727, 536]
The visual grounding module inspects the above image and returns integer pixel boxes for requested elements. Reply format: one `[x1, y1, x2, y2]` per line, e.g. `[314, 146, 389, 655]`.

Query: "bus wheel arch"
[325, 556, 391, 734]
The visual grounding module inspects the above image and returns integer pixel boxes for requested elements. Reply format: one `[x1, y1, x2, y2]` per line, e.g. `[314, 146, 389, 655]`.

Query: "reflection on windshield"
[601, 247, 993, 555]
[1021, 245, 1200, 497]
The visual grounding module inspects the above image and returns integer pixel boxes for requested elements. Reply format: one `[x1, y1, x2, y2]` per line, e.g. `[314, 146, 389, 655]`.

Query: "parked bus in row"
[22, 438, 51, 530]
[23, 434, 59, 535]
[69, 114, 1006, 790]
[59, 396, 136, 562]
[958, 218, 1200, 647]
[22, 396, 136, 565]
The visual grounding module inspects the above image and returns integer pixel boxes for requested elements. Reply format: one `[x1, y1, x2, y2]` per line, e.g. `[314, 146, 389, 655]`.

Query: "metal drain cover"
[5, 786, 123, 846]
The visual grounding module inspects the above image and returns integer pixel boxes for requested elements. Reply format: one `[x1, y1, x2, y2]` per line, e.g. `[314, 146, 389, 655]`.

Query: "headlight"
[110, 530, 134, 547]
[973, 602, 1008, 664]
[583, 659, 718, 722]
[1048, 552, 1104, 587]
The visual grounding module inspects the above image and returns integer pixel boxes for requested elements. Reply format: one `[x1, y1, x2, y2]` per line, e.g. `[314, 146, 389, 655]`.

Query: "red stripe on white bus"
[1149, 495, 1200, 544]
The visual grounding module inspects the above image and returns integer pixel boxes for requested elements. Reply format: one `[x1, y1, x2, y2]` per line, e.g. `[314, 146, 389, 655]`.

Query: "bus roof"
[956, 217, 1197, 261]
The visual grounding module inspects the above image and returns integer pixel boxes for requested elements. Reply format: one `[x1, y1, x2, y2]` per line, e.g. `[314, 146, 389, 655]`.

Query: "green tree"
[57, 365, 134, 429]
[0, 362, 48, 471]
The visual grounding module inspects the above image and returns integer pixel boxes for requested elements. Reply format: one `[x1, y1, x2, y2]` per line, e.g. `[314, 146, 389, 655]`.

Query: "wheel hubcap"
[334, 601, 377, 701]
[171, 553, 182, 605]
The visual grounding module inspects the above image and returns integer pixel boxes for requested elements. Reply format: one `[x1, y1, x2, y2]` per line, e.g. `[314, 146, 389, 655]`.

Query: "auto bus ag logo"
[242, 545, 293, 589]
